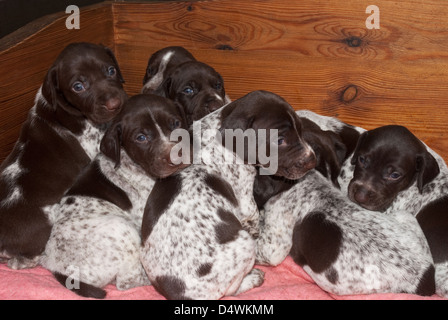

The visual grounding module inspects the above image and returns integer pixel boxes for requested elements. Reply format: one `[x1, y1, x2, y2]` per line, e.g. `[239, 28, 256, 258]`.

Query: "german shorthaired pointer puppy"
[40, 94, 189, 299]
[256, 114, 436, 296]
[253, 110, 362, 209]
[345, 125, 448, 297]
[257, 169, 435, 295]
[140, 90, 316, 299]
[0, 42, 127, 269]
[141, 46, 196, 94]
[141, 46, 230, 127]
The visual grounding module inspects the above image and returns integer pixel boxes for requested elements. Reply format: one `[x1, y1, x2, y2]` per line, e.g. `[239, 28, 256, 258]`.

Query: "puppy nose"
[206, 98, 223, 112]
[104, 97, 121, 111]
[352, 184, 372, 204]
[163, 155, 174, 166]
[303, 155, 317, 170]
[298, 147, 316, 170]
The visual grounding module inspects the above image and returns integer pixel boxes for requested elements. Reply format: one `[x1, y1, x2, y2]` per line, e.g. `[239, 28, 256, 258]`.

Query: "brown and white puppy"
[140, 90, 316, 300]
[348, 125, 440, 212]
[142, 46, 230, 126]
[253, 111, 360, 209]
[154, 60, 230, 127]
[256, 118, 435, 296]
[0, 42, 127, 268]
[41, 94, 189, 299]
[346, 125, 448, 297]
[141, 46, 196, 94]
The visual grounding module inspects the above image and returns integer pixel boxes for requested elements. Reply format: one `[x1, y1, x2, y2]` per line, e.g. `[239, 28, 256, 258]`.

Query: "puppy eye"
[107, 66, 116, 76]
[389, 172, 402, 180]
[277, 137, 285, 146]
[136, 134, 148, 143]
[215, 82, 223, 90]
[183, 87, 194, 95]
[72, 82, 85, 93]
[170, 119, 181, 130]
[358, 156, 366, 166]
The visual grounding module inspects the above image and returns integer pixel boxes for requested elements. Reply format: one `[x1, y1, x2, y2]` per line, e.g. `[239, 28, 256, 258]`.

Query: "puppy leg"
[7, 256, 40, 269]
[256, 202, 297, 265]
[234, 268, 265, 295]
[116, 259, 151, 290]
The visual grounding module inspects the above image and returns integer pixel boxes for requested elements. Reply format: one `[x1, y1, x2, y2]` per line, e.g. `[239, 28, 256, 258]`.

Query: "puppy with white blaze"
[0, 42, 126, 269]
[140, 90, 316, 300]
[41, 94, 189, 299]
[141, 46, 231, 127]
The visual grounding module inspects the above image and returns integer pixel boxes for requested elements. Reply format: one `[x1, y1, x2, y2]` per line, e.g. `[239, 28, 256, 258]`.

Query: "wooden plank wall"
[0, 0, 447, 163]
[113, 0, 448, 160]
[0, 3, 114, 162]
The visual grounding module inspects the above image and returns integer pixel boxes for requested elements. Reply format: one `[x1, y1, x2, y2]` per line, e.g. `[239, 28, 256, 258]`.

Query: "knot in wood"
[341, 85, 358, 103]
[345, 36, 362, 48]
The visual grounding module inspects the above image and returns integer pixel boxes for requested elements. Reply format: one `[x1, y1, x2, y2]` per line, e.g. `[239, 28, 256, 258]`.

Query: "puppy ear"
[328, 134, 347, 187]
[416, 151, 440, 193]
[143, 61, 152, 86]
[153, 77, 172, 98]
[338, 125, 362, 161]
[219, 101, 255, 132]
[350, 131, 368, 165]
[100, 122, 123, 168]
[104, 46, 125, 84]
[174, 101, 188, 129]
[41, 64, 60, 108]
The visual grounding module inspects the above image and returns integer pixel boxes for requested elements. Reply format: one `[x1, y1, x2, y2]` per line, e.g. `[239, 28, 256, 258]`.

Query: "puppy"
[141, 46, 196, 94]
[253, 110, 361, 209]
[256, 169, 435, 296]
[346, 125, 448, 297]
[40, 94, 189, 299]
[140, 90, 316, 300]
[347, 125, 440, 211]
[153, 62, 230, 127]
[0, 42, 126, 268]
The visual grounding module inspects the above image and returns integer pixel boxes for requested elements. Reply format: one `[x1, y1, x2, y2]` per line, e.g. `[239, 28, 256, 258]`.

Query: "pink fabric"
[0, 256, 445, 300]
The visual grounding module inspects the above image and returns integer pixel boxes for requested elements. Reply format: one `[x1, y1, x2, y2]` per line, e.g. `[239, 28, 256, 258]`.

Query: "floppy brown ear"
[100, 122, 123, 168]
[142, 61, 153, 86]
[41, 64, 60, 109]
[104, 46, 125, 83]
[219, 100, 255, 132]
[350, 131, 368, 165]
[416, 151, 440, 193]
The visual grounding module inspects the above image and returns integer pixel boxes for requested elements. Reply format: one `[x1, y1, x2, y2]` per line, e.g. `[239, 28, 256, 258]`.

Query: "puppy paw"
[7, 256, 39, 270]
[235, 268, 265, 295]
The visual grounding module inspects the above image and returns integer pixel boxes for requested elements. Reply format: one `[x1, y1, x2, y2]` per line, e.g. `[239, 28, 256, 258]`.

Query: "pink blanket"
[1, 257, 445, 300]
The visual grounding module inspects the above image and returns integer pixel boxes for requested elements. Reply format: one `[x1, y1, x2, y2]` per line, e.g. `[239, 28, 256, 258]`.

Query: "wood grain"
[0, 3, 113, 162]
[113, 0, 448, 159]
[0, 0, 447, 163]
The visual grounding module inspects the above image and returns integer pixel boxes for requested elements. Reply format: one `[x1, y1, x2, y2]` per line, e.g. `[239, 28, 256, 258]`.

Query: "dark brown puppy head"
[100, 94, 190, 179]
[348, 125, 440, 211]
[42, 42, 127, 125]
[142, 46, 196, 94]
[155, 61, 227, 126]
[219, 90, 316, 180]
[301, 117, 361, 188]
